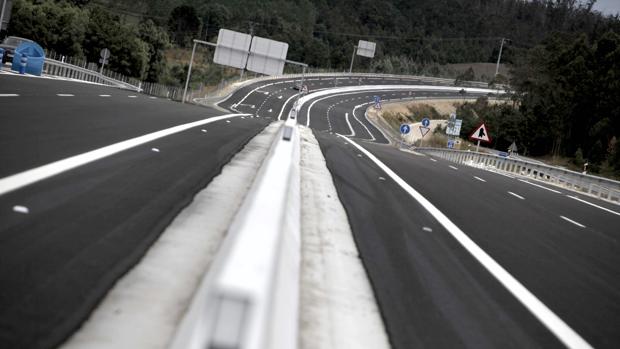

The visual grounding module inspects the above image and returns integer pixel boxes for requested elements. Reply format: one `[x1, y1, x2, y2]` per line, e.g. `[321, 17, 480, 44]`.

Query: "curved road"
[1, 73, 618, 349]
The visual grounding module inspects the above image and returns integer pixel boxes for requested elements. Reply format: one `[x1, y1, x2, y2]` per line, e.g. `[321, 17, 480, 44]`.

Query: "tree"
[168, 5, 200, 47]
[139, 19, 170, 82]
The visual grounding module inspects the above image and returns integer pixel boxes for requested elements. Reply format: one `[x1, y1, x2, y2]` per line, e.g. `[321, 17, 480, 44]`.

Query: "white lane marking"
[344, 112, 355, 136]
[0, 114, 250, 196]
[518, 179, 562, 194]
[151, 148, 160, 153]
[149, 96, 157, 99]
[278, 93, 298, 121]
[352, 103, 377, 141]
[340, 134, 593, 349]
[57, 94, 74, 97]
[560, 216, 586, 228]
[474, 176, 486, 182]
[449, 165, 458, 170]
[128, 95, 137, 98]
[422, 227, 433, 232]
[201, 129, 207, 133]
[13, 205, 29, 214]
[99, 94, 111, 97]
[508, 191, 525, 200]
[430, 158, 437, 162]
[566, 195, 620, 216]
[0, 94, 19, 97]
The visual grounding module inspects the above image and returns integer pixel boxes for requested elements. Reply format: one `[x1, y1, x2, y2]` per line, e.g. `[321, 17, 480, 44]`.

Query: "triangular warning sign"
[419, 126, 430, 137]
[469, 123, 491, 143]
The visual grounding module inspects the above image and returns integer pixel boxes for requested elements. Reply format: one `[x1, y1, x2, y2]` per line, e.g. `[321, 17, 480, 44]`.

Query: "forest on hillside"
[4, 0, 620, 176]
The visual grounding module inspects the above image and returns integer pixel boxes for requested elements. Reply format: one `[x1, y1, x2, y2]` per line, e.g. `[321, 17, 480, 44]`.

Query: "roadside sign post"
[99, 48, 110, 74]
[183, 29, 306, 105]
[400, 124, 410, 149]
[349, 40, 376, 73]
[373, 95, 381, 109]
[418, 125, 430, 147]
[469, 122, 491, 152]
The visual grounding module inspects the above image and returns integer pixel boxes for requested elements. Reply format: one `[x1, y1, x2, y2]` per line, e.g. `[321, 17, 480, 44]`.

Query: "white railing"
[418, 148, 620, 203]
[43, 58, 141, 91]
[169, 118, 301, 349]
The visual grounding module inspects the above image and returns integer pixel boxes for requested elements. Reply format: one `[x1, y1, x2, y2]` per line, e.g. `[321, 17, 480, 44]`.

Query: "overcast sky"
[592, 0, 620, 15]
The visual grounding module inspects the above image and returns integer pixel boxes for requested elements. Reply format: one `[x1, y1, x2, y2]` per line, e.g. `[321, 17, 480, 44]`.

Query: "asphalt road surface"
[315, 133, 620, 348]
[3, 72, 617, 349]
[0, 75, 269, 348]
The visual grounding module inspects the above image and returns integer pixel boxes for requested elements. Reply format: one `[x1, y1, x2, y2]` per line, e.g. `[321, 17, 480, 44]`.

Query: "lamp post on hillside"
[495, 38, 509, 76]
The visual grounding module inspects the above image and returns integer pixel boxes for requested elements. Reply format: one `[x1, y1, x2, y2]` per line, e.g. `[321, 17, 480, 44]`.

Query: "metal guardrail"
[43, 58, 141, 91]
[41, 58, 183, 99]
[417, 148, 620, 203]
[169, 118, 301, 349]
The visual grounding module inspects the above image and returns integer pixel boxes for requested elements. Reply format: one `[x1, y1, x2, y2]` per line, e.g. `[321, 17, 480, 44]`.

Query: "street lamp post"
[495, 38, 506, 76]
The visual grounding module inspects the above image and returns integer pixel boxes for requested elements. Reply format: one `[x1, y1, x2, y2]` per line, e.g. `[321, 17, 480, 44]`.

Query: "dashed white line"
[430, 158, 437, 162]
[128, 95, 137, 98]
[57, 94, 74, 97]
[340, 135, 593, 349]
[99, 94, 111, 97]
[508, 191, 525, 200]
[0, 113, 249, 196]
[566, 195, 620, 216]
[13, 205, 29, 214]
[518, 179, 561, 194]
[474, 176, 486, 182]
[0, 94, 19, 97]
[449, 165, 458, 170]
[560, 216, 586, 228]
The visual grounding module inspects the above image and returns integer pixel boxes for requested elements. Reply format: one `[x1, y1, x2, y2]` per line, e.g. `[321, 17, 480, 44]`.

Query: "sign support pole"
[182, 41, 197, 104]
[476, 139, 481, 153]
[349, 45, 357, 73]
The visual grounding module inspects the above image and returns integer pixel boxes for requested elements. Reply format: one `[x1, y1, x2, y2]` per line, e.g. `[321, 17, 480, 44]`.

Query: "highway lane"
[315, 132, 620, 348]
[0, 75, 230, 177]
[0, 76, 270, 348]
[216, 74, 461, 115]
[298, 90, 489, 143]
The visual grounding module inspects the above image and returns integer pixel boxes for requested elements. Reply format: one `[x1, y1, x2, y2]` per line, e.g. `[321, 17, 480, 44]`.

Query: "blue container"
[19, 55, 28, 74]
[11, 42, 46, 76]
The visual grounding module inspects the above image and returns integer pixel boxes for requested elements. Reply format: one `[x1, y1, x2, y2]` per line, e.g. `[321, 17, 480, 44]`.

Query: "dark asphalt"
[0, 75, 230, 177]
[0, 76, 269, 348]
[316, 132, 620, 348]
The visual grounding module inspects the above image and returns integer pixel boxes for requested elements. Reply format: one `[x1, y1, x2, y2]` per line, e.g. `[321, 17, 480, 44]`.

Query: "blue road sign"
[447, 139, 455, 148]
[374, 95, 381, 104]
[400, 124, 411, 134]
[421, 118, 430, 127]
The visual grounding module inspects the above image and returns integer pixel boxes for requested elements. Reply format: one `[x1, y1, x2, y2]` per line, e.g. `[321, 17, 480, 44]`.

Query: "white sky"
[592, 0, 620, 15]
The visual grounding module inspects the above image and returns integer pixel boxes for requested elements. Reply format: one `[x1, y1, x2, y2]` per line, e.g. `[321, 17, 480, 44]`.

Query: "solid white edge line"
[0, 114, 250, 196]
[57, 94, 74, 97]
[508, 191, 525, 200]
[344, 112, 355, 136]
[518, 179, 562, 194]
[351, 103, 376, 141]
[340, 134, 593, 349]
[566, 195, 620, 216]
[560, 216, 586, 228]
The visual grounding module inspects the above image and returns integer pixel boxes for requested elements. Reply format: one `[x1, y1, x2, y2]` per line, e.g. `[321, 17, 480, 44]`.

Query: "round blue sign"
[421, 118, 430, 127]
[400, 124, 411, 134]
